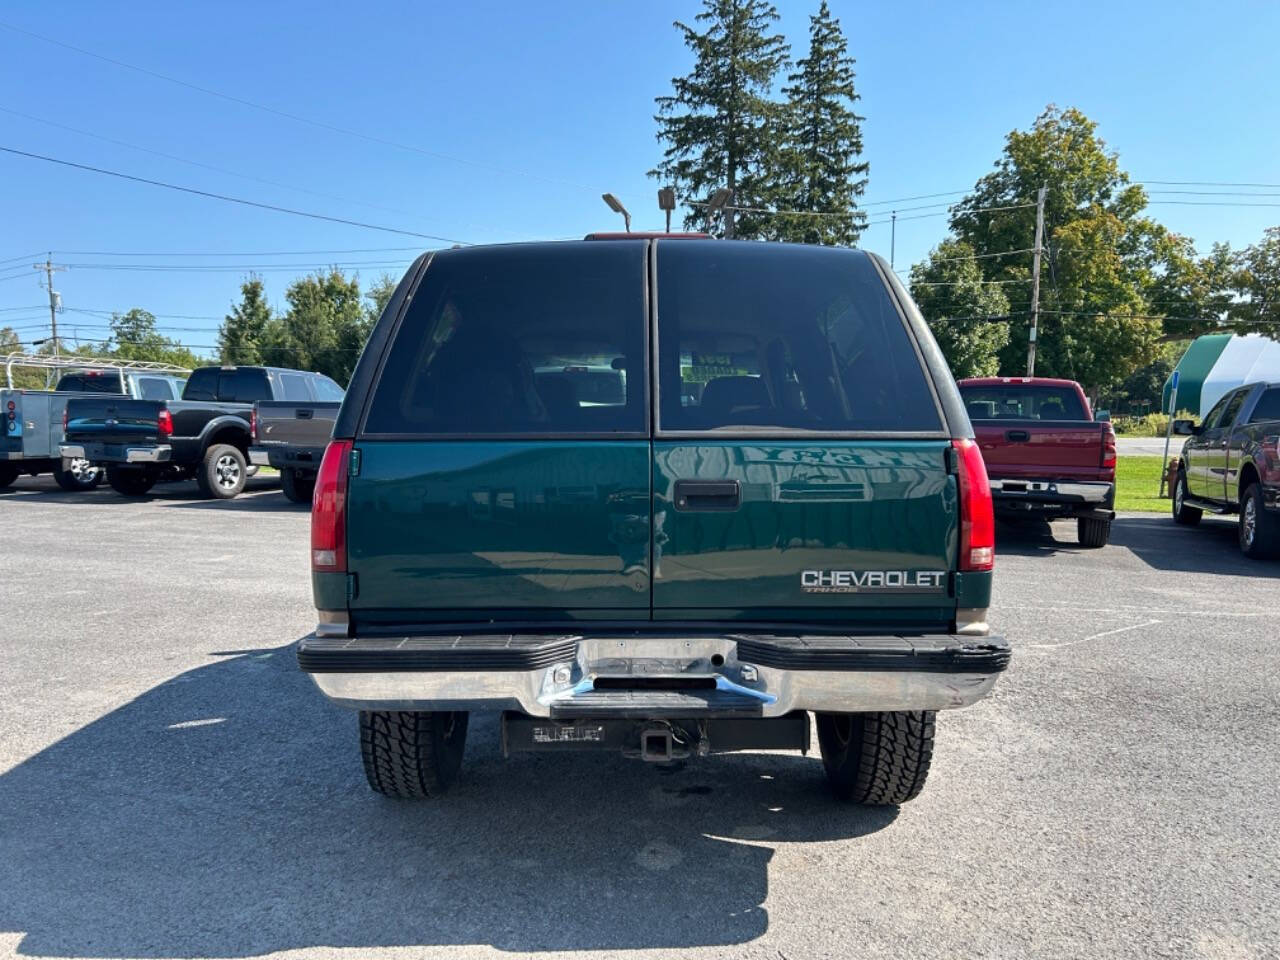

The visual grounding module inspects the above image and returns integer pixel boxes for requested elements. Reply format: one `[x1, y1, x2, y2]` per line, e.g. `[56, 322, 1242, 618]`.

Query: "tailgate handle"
[674, 479, 741, 512]
[295, 409, 313, 419]
[1005, 429, 1030, 442]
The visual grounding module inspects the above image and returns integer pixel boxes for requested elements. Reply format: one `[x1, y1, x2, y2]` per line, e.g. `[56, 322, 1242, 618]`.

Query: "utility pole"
[33, 255, 67, 359]
[890, 210, 897, 269]
[1025, 185, 1047, 376]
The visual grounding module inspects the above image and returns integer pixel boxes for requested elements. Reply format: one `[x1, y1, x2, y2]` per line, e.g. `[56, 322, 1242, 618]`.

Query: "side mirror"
[1094, 410, 1110, 422]
[1173, 419, 1196, 436]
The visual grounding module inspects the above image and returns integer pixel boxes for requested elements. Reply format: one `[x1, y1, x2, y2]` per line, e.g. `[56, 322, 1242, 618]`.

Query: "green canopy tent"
[1162, 333, 1280, 417]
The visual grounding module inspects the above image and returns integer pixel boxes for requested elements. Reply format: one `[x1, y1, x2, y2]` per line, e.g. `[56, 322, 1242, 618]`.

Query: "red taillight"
[1102, 425, 1117, 472]
[953, 438, 995, 572]
[157, 408, 174, 439]
[311, 439, 353, 572]
[249, 407, 258, 442]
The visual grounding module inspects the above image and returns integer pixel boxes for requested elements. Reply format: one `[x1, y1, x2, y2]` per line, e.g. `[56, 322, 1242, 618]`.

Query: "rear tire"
[280, 468, 315, 504]
[816, 711, 935, 805]
[0, 464, 18, 488]
[54, 458, 103, 491]
[1172, 469, 1202, 525]
[107, 469, 156, 497]
[360, 710, 469, 798]
[1077, 516, 1111, 548]
[1238, 482, 1280, 560]
[196, 443, 247, 499]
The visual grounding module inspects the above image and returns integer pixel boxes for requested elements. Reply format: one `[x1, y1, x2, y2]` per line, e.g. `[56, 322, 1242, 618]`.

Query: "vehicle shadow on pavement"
[1110, 516, 1279, 577]
[0, 643, 895, 957]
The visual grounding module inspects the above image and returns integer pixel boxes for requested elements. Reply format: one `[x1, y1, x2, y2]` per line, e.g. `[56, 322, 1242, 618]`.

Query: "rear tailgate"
[64, 397, 166, 446]
[255, 400, 339, 450]
[973, 420, 1108, 480]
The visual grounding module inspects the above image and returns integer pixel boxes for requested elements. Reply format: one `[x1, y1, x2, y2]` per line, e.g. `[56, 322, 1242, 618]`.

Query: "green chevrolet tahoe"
[297, 237, 1010, 805]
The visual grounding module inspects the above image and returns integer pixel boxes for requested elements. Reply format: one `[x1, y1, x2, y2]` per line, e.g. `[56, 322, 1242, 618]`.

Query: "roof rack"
[3, 352, 192, 390]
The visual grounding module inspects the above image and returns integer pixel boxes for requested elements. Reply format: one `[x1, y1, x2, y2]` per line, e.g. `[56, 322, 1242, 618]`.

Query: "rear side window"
[959, 385, 1087, 421]
[138, 377, 175, 400]
[363, 242, 647, 435]
[1217, 389, 1248, 430]
[1249, 387, 1280, 423]
[312, 375, 344, 401]
[278, 373, 312, 401]
[655, 243, 941, 432]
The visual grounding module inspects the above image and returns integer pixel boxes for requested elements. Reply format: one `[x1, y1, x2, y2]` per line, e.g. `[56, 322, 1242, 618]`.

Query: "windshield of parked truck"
[959, 384, 1088, 421]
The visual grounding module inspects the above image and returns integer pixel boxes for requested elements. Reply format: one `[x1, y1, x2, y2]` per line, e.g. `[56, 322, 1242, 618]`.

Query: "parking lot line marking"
[1027, 618, 1162, 651]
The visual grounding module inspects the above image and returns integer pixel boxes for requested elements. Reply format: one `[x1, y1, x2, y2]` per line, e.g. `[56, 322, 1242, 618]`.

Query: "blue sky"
[2, 1, 1278, 358]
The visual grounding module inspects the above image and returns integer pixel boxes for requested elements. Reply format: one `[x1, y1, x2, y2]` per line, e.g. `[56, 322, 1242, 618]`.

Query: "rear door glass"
[312, 375, 345, 401]
[959, 385, 1088, 421]
[183, 368, 218, 400]
[363, 241, 647, 436]
[1249, 388, 1280, 423]
[1217, 389, 1248, 430]
[138, 377, 175, 400]
[654, 242, 941, 433]
[216, 369, 271, 403]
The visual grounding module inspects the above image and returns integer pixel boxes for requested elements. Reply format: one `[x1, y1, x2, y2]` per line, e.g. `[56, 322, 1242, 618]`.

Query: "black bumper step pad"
[298, 634, 578, 673]
[732, 635, 1011, 673]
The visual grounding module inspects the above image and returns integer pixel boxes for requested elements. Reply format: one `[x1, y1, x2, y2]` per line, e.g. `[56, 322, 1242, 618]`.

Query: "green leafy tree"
[263, 270, 368, 384]
[365, 274, 397, 325]
[939, 105, 1217, 395]
[653, 0, 790, 238]
[105, 308, 200, 368]
[1230, 227, 1280, 333]
[770, 1, 868, 245]
[219, 276, 272, 365]
[910, 240, 1011, 377]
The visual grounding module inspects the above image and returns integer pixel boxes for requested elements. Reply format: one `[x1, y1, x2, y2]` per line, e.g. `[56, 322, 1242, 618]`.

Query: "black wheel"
[280, 468, 315, 504]
[1077, 516, 1111, 548]
[54, 458, 104, 491]
[1172, 469, 1202, 525]
[816, 711, 935, 805]
[107, 469, 156, 497]
[196, 443, 247, 499]
[0, 464, 18, 489]
[1238, 482, 1280, 560]
[360, 711, 469, 798]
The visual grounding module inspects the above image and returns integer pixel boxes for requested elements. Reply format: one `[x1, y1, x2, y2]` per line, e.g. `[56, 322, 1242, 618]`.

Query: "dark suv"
[297, 239, 1009, 806]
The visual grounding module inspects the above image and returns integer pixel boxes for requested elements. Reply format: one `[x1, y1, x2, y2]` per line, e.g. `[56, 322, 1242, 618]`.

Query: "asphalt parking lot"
[2, 475, 1277, 960]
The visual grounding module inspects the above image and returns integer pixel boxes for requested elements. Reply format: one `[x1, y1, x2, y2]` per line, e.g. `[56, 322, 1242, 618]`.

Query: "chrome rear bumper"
[60, 443, 171, 464]
[298, 633, 1010, 718]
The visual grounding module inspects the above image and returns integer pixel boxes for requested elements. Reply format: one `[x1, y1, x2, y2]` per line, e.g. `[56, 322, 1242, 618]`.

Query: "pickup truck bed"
[248, 399, 340, 503]
[959, 377, 1116, 547]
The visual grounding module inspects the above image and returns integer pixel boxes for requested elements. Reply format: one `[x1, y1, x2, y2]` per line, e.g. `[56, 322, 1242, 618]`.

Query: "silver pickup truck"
[1, 353, 189, 491]
[249, 390, 343, 503]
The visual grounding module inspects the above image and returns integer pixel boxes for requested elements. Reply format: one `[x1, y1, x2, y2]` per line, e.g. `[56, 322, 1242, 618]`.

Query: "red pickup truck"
[958, 377, 1117, 547]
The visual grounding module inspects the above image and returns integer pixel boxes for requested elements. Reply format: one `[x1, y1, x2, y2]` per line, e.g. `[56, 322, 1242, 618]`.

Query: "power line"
[0, 145, 469, 244]
[0, 250, 45, 267]
[1137, 179, 1280, 189]
[51, 246, 424, 258]
[55, 259, 414, 273]
[0, 20, 595, 193]
[1147, 199, 1280, 208]
[1146, 189, 1280, 198]
[0, 106, 434, 222]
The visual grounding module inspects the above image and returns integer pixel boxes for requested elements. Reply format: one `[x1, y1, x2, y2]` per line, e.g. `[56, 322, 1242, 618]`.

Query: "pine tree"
[772, 1, 868, 245]
[219, 277, 272, 365]
[653, 0, 789, 239]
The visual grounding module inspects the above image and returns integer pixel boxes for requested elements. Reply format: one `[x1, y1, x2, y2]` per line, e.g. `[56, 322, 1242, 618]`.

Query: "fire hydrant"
[1163, 456, 1180, 499]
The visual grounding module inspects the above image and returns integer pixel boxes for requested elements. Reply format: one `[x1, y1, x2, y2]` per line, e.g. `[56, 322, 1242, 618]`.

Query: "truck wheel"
[0, 464, 18, 488]
[280, 468, 316, 504]
[1077, 516, 1111, 548]
[359, 710, 469, 798]
[1172, 469, 1202, 525]
[54, 458, 103, 491]
[107, 469, 156, 497]
[196, 444, 247, 499]
[816, 711, 935, 805]
[1238, 483, 1280, 560]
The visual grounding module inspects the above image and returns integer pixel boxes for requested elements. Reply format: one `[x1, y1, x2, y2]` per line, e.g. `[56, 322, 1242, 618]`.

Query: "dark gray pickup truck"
[61, 365, 341, 499]
[1172, 380, 1280, 558]
[249, 388, 343, 504]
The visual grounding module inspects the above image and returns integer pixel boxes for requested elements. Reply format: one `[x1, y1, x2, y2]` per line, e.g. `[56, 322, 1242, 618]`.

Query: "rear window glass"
[959, 385, 1087, 421]
[138, 377, 176, 400]
[279, 373, 312, 401]
[1250, 388, 1280, 423]
[363, 242, 647, 435]
[56, 374, 123, 394]
[655, 243, 941, 433]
